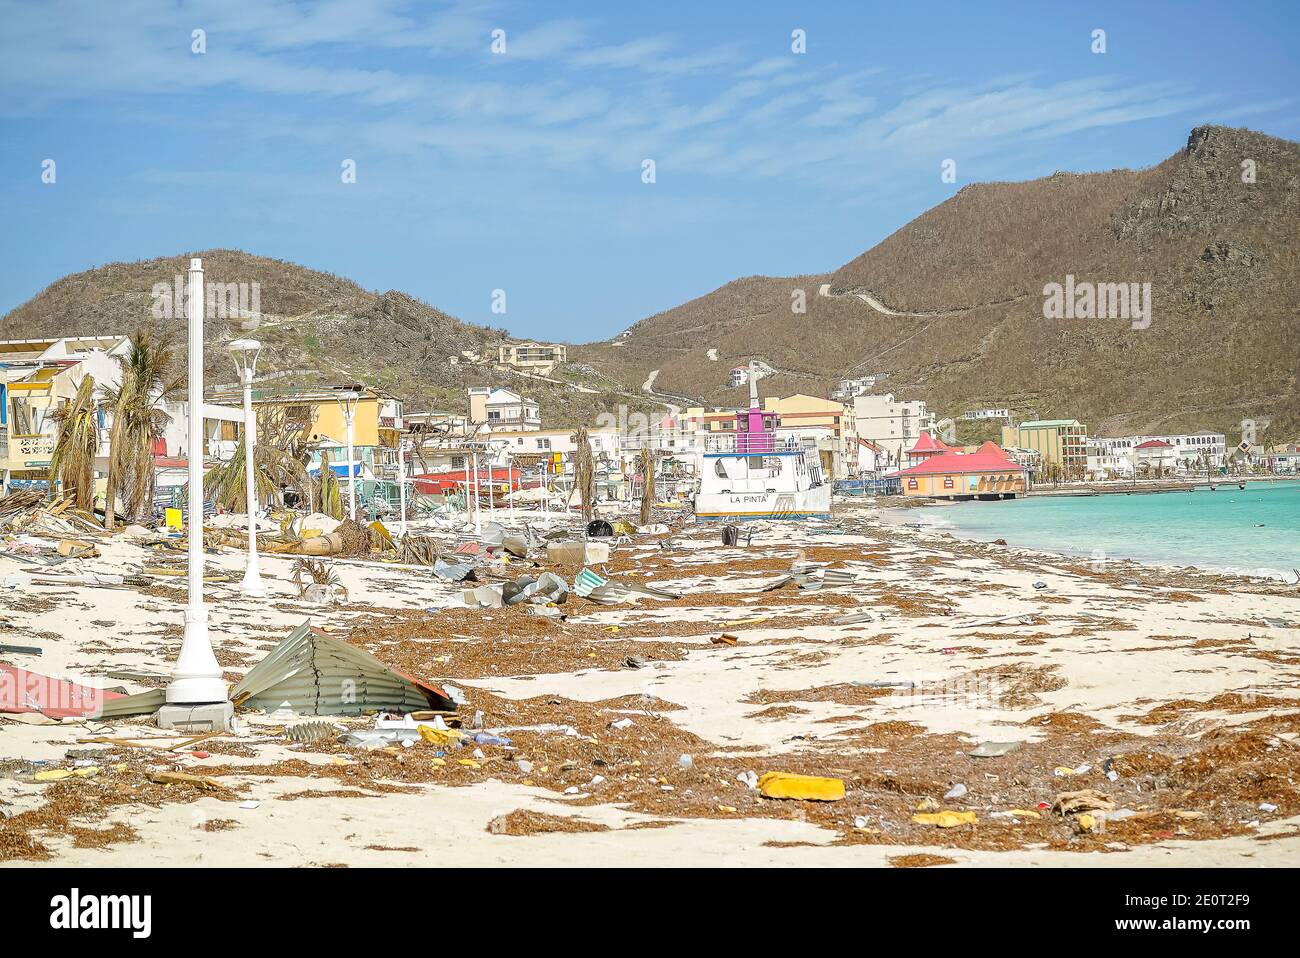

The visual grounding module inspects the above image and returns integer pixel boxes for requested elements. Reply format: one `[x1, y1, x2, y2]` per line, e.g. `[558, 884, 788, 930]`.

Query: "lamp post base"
[240, 566, 267, 598]
[156, 701, 234, 732]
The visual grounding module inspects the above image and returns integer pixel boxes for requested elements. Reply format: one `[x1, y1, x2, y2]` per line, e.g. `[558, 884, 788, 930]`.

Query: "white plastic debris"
[736, 770, 758, 789]
[609, 718, 633, 730]
[944, 784, 968, 800]
[677, 754, 694, 770]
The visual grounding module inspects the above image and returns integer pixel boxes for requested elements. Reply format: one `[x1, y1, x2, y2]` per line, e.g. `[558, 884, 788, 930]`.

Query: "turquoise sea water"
[910, 482, 1300, 580]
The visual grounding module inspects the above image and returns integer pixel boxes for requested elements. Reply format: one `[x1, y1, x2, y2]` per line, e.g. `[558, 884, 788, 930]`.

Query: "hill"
[0, 249, 656, 426]
[574, 125, 1300, 442]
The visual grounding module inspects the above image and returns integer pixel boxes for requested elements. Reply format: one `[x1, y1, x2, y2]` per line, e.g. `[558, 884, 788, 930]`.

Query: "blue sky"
[1, 0, 1296, 342]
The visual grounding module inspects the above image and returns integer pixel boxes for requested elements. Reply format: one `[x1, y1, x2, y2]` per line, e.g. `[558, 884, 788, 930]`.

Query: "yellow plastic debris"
[1076, 813, 1097, 833]
[430, 757, 446, 767]
[73, 766, 100, 778]
[912, 811, 977, 828]
[458, 759, 481, 769]
[34, 769, 74, 782]
[1008, 809, 1041, 819]
[757, 772, 845, 802]
[718, 805, 737, 813]
[417, 724, 464, 747]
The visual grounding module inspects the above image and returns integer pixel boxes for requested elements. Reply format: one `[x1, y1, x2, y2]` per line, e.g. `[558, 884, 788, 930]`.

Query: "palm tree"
[200, 406, 316, 512]
[573, 426, 595, 521]
[102, 331, 182, 528]
[48, 374, 100, 511]
[317, 449, 344, 519]
[638, 446, 656, 525]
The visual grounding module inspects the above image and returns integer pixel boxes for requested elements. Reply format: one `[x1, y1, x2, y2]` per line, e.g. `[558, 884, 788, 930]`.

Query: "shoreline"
[872, 493, 1299, 584]
[1025, 475, 1300, 498]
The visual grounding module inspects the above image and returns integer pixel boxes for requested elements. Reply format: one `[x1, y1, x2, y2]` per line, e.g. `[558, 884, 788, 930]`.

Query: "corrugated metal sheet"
[231, 621, 453, 715]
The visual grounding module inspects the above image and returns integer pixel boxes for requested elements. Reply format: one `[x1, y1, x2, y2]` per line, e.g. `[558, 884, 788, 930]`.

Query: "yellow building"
[761, 393, 857, 478]
[497, 341, 567, 375]
[1001, 419, 1088, 475]
[207, 384, 383, 447]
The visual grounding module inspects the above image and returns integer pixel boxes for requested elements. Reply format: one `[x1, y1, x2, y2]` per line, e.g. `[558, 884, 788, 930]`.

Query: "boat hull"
[694, 485, 832, 521]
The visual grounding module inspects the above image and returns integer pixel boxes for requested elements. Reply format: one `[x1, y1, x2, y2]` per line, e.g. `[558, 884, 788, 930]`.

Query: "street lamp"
[336, 389, 359, 520]
[228, 339, 265, 598]
[161, 257, 232, 730]
[396, 436, 408, 538]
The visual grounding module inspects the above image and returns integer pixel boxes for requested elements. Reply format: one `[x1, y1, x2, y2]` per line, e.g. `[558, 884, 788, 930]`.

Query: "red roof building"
[905, 431, 954, 467]
[898, 441, 1027, 499]
[1134, 439, 1173, 450]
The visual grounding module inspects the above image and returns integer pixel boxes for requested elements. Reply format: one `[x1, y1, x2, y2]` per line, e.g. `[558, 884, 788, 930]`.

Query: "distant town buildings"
[1002, 419, 1088, 475]
[761, 393, 858, 478]
[1, 335, 244, 494]
[831, 374, 887, 402]
[468, 386, 541, 433]
[207, 382, 404, 483]
[960, 407, 1011, 422]
[496, 341, 567, 376]
[852, 393, 936, 465]
[1084, 433, 1228, 478]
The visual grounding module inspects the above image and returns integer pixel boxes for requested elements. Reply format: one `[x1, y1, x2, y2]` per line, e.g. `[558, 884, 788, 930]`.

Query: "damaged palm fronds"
[402, 534, 444, 566]
[0, 490, 106, 539]
[200, 404, 317, 514]
[291, 558, 349, 604]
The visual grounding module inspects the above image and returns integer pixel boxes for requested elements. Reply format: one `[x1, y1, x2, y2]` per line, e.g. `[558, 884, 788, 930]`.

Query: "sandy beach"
[2, 500, 1297, 868]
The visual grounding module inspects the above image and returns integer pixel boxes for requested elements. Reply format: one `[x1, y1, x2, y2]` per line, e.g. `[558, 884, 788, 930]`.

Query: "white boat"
[693, 363, 832, 521]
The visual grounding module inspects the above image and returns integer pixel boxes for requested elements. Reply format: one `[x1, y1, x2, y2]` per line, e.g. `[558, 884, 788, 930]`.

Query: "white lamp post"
[337, 390, 359, 520]
[162, 258, 231, 728]
[396, 436, 408, 538]
[470, 446, 482, 534]
[228, 339, 265, 598]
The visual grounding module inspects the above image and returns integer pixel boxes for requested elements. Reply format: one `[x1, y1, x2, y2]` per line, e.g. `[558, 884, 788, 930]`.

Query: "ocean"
[901, 481, 1300, 580]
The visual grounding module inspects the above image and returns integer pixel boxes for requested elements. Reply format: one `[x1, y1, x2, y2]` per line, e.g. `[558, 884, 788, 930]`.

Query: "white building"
[832, 374, 887, 402]
[1089, 433, 1227, 476]
[852, 393, 936, 463]
[961, 407, 1011, 422]
[468, 386, 541, 432]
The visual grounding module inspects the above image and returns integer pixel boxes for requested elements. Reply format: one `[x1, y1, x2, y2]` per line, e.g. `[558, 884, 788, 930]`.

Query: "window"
[714, 459, 731, 479]
[537, 438, 551, 450]
[487, 410, 501, 421]
[452, 456, 466, 469]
